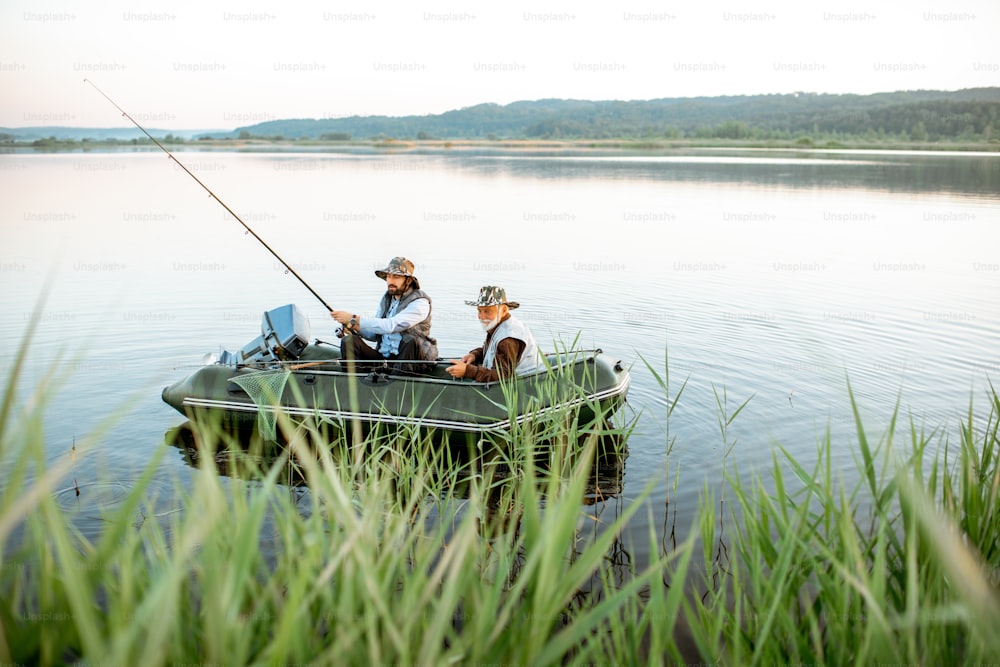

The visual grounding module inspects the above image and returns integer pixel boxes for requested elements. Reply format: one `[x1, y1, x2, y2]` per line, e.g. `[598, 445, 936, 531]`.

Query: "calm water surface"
[2, 147, 998, 569]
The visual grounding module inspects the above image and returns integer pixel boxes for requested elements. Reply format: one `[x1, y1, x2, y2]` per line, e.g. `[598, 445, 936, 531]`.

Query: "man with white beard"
[446, 286, 542, 382]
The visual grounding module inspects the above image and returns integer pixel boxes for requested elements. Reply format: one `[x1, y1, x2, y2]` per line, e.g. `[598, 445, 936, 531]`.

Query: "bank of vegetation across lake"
[5, 87, 1000, 152]
[8, 136, 1000, 155]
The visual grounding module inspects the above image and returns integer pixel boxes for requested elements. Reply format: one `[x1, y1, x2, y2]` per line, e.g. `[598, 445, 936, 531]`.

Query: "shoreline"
[4, 137, 1000, 155]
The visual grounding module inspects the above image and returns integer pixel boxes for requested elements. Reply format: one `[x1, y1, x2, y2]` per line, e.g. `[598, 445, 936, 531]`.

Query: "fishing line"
[84, 79, 334, 312]
[72, 436, 80, 498]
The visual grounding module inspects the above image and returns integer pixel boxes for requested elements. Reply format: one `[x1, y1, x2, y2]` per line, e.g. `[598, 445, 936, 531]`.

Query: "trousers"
[339, 333, 435, 376]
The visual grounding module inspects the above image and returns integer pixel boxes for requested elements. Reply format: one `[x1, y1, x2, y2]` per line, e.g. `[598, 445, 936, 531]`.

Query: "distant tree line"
[523, 100, 998, 142]
[12, 134, 206, 148]
[4, 89, 997, 146]
[215, 89, 1000, 144]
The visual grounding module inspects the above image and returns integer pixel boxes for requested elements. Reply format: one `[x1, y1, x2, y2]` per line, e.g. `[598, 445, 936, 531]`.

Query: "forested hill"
[218, 88, 1000, 142]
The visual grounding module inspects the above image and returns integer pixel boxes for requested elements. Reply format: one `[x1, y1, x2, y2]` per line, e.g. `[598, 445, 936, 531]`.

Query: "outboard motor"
[218, 304, 311, 366]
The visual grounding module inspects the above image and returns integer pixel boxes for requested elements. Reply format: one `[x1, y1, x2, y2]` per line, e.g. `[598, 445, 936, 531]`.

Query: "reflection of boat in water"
[164, 420, 627, 503]
[161, 304, 631, 440]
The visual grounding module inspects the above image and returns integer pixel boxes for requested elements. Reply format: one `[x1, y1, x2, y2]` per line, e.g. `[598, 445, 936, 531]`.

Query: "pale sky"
[2, 0, 997, 130]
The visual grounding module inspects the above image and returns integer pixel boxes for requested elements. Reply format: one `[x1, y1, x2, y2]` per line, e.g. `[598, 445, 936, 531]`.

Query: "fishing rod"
[84, 78, 334, 312]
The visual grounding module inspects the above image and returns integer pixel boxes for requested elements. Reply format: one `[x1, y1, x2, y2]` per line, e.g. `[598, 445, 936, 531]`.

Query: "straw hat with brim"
[465, 285, 520, 309]
[375, 256, 420, 289]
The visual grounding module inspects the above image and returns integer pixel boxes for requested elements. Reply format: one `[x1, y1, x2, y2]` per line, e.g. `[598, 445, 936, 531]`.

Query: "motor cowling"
[218, 304, 311, 365]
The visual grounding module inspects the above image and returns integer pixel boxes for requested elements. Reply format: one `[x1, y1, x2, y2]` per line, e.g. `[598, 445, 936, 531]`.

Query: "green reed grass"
[685, 382, 1000, 665]
[4, 327, 999, 665]
[0, 335, 680, 665]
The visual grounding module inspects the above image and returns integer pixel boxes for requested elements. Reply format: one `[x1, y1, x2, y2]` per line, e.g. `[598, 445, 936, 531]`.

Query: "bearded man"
[331, 256, 437, 374]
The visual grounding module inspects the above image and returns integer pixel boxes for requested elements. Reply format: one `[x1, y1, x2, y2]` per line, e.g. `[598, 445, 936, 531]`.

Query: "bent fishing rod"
[84, 78, 334, 313]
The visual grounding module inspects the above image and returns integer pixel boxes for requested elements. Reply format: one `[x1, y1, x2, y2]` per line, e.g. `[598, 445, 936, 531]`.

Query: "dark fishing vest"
[375, 288, 437, 360]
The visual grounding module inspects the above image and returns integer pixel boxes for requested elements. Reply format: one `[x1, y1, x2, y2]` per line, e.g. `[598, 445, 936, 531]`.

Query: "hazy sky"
[2, 0, 997, 130]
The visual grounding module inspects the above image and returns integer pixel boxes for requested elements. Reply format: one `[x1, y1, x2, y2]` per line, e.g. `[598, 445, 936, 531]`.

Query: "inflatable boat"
[161, 304, 631, 438]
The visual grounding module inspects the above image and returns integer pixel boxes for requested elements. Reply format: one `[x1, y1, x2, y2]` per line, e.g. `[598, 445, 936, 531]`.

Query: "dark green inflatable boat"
[161, 304, 631, 437]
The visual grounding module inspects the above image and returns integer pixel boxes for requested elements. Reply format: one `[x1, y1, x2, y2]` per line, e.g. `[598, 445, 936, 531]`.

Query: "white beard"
[479, 315, 500, 331]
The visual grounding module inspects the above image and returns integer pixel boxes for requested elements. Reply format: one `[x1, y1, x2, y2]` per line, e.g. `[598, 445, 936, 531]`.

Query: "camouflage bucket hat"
[375, 256, 419, 288]
[465, 285, 519, 309]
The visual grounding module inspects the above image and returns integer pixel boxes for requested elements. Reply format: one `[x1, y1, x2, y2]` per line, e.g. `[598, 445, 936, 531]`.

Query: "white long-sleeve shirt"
[358, 297, 430, 357]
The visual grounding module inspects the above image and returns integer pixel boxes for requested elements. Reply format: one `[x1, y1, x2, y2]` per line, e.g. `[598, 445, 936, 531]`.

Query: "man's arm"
[359, 298, 430, 336]
[463, 338, 525, 382]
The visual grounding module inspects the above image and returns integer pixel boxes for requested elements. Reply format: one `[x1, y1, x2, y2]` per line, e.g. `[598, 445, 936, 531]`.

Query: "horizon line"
[4, 85, 998, 132]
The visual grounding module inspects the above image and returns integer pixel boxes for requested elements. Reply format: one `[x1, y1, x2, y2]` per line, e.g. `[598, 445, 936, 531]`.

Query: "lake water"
[2, 146, 999, 570]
